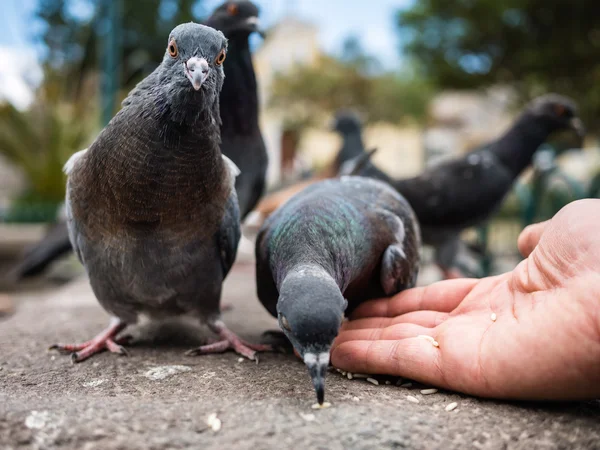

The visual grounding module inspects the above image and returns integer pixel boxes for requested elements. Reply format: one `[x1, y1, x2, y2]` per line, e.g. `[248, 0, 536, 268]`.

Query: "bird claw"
[185, 338, 271, 361]
[50, 318, 128, 363]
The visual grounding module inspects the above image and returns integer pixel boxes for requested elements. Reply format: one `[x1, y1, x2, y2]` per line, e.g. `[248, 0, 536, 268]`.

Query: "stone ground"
[1, 259, 600, 450]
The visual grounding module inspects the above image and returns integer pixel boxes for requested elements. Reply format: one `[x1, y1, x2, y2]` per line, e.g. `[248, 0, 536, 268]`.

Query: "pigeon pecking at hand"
[206, 0, 268, 220]
[340, 94, 585, 278]
[50, 23, 270, 363]
[255, 176, 420, 405]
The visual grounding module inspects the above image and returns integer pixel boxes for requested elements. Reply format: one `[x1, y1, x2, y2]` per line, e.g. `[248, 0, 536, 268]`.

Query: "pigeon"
[50, 23, 269, 362]
[245, 112, 377, 229]
[345, 94, 586, 278]
[6, 204, 72, 281]
[330, 110, 365, 173]
[255, 176, 420, 404]
[206, 0, 268, 219]
[330, 111, 383, 180]
[8, 1, 268, 281]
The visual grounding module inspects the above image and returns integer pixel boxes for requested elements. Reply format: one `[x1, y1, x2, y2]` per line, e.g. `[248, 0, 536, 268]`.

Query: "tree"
[270, 37, 433, 126]
[36, 0, 204, 95]
[397, 0, 600, 130]
[0, 88, 95, 207]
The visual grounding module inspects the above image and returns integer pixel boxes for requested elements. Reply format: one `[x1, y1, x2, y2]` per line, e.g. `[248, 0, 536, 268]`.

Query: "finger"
[333, 323, 433, 348]
[342, 311, 449, 332]
[391, 310, 449, 328]
[341, 317, 393, 331]
[517, 220, 550, 257]
[331, 338, 447, 388]
[351, 278, 479, 319]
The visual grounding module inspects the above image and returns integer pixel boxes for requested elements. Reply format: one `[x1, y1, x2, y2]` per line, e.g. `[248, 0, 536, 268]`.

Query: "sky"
[0, 0, 412, 109]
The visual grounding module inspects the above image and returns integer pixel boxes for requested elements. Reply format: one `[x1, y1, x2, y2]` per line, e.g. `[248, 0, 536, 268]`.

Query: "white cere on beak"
[185, 57, 209, 91]
[318, 352, 330, 366]
[303, 352, 330, 366]
[304, 353, 317, 365]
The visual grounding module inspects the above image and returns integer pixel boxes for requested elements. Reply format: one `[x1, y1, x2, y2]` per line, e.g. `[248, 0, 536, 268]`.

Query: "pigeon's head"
[331, 110, 363, 135]
[527, 94, 585, 138]
[206, 1, 264, 38]
[160, 23, 227, 104]
[277, 267, 347, 405]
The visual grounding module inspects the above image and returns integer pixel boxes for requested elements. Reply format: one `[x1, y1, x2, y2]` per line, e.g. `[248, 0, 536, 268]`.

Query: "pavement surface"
[1, 260, 600, 450]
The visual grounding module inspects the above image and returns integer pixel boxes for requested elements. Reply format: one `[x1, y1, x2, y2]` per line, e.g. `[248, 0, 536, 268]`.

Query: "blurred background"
[1, 0, 600, 292]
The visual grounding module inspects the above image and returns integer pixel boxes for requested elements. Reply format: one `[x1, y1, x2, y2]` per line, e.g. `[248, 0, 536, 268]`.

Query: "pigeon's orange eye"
[215, 49, 226, 66]
[554, 104, 566, 116]
[227, 4, 239, 15]
[168, 40, 178, 58]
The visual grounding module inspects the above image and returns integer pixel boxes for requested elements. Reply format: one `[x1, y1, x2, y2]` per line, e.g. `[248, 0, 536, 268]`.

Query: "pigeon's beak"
[184, 57, 209, 91]
[304, 352, 329, 405]
[569, 117, 586, 139]
[245, 16, 266, 38]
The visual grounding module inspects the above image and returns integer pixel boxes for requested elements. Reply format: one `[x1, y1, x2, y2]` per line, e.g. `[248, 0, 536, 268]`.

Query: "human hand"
[332, 200, 600, 400]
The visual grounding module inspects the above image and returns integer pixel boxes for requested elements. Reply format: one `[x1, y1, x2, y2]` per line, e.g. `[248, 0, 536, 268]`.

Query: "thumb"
[517, 220, 550, 257]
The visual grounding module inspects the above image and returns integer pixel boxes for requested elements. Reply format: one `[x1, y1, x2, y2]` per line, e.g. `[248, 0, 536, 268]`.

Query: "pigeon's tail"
[338, 147, 378, 177]
[8, 222, 72, 281]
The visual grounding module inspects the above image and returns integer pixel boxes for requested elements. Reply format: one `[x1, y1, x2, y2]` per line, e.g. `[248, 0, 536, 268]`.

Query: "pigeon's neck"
[489, 112, 553, 177]
[277, 264, 343, 294]
[278, 264, 346, 312]
[219, 36, 259, 136]
[336, 131, 365, 167]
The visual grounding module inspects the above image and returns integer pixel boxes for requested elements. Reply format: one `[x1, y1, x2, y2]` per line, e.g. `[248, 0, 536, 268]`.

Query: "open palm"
[332, 200, 600, 400]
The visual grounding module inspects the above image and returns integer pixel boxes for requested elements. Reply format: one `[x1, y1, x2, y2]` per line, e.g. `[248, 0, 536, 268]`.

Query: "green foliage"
[270, 34, 433, 127]
[397, 0, 600, 130]
[270, 55, 433, 126]
[36, 0, 204, 92]
[0, 93, 95, 205]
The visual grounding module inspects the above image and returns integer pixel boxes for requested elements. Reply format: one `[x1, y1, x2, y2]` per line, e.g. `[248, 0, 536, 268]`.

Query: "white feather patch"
[222, 155, 241, 178]
[63, 148, 88, 175]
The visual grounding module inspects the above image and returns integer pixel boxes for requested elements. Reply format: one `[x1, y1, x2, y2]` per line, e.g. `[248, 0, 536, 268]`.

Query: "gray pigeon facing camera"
[51, 23, 269, 363]
[255, 176, 420, 405]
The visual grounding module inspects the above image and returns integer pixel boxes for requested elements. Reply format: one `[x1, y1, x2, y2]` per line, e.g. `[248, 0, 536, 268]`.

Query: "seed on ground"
[353, 373, 369, 379]
[352, 396, 360, 402]
[206, 413, 222, 432]
[445, 402, 458, 412]
[491, 313, 497, 322]
[366, 377, 379, 385]
[300, 413, 315, 421]
[385, 381, 391, 385]
[420, 388, 438, 395]
[400, 382, 413, 388]
[406, 395, 420, 404]
[395, 379, 404, 386]
[347, 372, 353, 380]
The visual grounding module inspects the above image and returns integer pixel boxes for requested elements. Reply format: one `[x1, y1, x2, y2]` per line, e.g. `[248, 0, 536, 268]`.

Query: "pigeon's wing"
[216, 193, 241, 279]
[63, 149, 88, 176]
[222, 154, 241, 178]
[216, 156, 242, 278]
[63, 149, 89, 264]
[373, 208, 420, 296]
[255, 225, 279, 318]
[395, 151, 513, 228]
